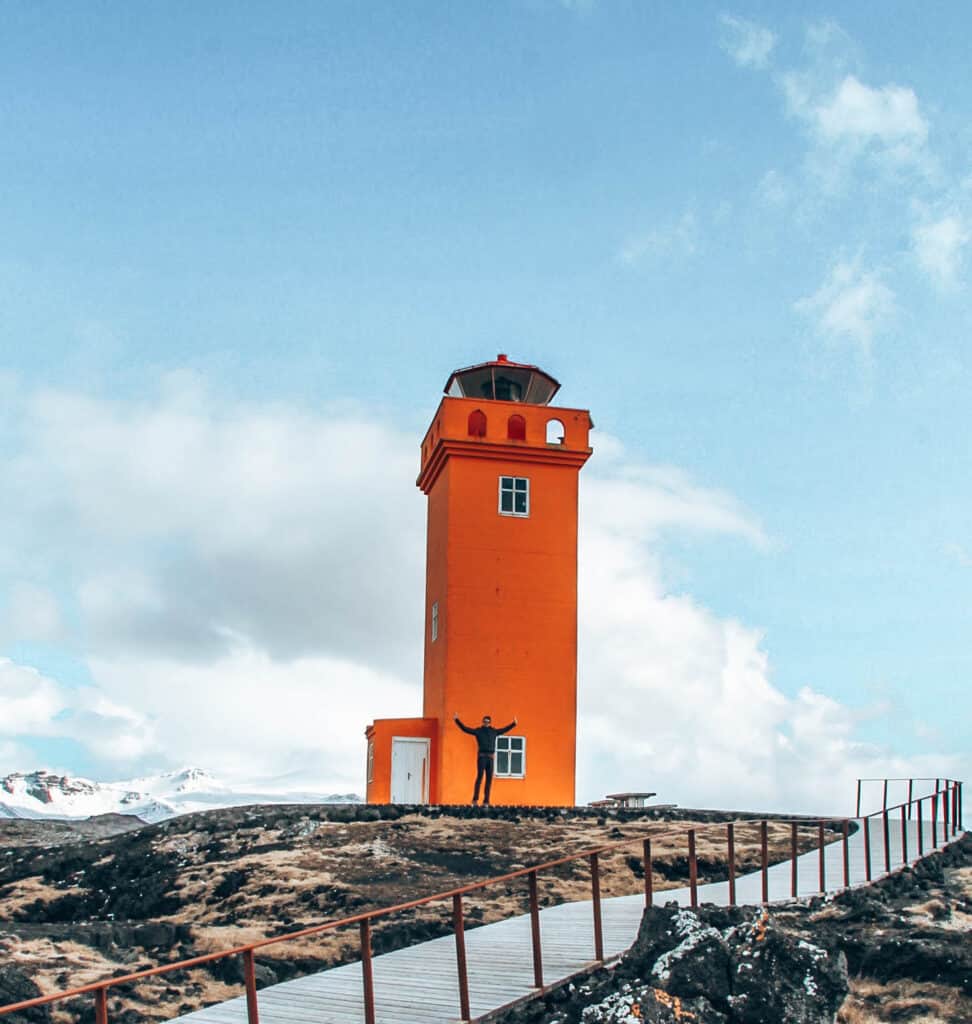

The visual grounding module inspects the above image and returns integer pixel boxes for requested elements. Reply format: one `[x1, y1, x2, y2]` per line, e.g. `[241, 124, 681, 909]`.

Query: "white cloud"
[781, 53, 930, 173]
[0, 739, 36, 777]
[66, 689, 159, 763]
[87, 645, 418, 789]
[719, 14, 776, 69]
[757, 169, 789, 207]
[586, 459, 770, 550]
[814, 76, 927, 152]
[576, 465, 966, 813]
[0, 658, 154, 764]
[795, 258, 896, 353]
[912, 214, 969, 288]
[619, 212, 699, 267]
[6, 378, 425, 669]
[0, 660, 67, 735]
[944, 542, 972, 569]
[0, 583, 62, 642]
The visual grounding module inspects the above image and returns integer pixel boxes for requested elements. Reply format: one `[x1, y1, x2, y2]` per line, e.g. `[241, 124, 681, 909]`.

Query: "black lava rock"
[0, 966, 51, 1023]
[725, 912, 847, 1024]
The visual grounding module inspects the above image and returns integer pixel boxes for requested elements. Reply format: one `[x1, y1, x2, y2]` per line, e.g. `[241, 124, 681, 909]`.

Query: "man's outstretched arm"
[453, 714, 476, 735]
[496, 717, 518, 735]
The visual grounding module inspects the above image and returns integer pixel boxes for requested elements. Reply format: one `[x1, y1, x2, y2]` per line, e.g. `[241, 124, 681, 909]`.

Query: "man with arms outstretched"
[453, 713, 517, 806]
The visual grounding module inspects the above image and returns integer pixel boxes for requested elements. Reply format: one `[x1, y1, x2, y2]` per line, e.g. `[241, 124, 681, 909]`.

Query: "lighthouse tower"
[365, 355, 592, 806]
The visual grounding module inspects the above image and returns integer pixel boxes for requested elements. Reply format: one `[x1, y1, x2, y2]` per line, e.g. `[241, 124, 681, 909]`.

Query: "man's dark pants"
[473, 753, 494, 804]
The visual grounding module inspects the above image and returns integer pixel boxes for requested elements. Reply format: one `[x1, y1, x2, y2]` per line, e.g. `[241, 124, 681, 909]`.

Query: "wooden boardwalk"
[174, 818, 953, 1024]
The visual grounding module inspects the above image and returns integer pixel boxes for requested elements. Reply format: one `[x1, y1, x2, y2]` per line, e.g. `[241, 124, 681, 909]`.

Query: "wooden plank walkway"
[173, 818, 955, 1024]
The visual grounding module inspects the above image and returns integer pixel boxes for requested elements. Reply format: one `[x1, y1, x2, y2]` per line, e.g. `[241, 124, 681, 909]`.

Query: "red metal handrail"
[1, 780, 962, 1023]
[856, 776, 957, 817]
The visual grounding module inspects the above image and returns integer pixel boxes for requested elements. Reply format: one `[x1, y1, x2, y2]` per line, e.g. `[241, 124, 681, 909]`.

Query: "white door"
[390, 738, 429, 804]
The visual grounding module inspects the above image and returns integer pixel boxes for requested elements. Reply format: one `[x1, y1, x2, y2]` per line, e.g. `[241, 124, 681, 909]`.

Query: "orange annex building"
[365, 355, 592, 806]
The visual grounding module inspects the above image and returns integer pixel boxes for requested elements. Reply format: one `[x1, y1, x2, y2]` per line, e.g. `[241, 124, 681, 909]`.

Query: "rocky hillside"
[0, 803, 813, 1022]
[495, 833, 972, 1024]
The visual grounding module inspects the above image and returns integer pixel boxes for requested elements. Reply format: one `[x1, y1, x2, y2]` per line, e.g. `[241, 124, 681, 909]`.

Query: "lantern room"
[444, 354, 560, 406]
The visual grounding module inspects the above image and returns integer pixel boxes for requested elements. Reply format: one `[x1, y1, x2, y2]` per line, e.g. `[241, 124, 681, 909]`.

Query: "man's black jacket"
[454, 717, 516, 754]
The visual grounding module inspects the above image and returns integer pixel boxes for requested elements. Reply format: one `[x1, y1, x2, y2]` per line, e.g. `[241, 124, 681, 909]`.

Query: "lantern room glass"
[444, 357, 560, 405]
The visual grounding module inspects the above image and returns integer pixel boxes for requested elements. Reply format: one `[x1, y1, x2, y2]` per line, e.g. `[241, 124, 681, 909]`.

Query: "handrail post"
[590, 852, 604, 961]
[900, 805, 908, 865]
[817, 822, 826, 893]
[243, 949, 260, 1024]
[907, 779, 913, 820]
[882, 810, 891, 874]
[856, 779, 862, 818]
[643, 837, 653, 908]
[95, 987, 109, 1024]
[842, 820, 850, 888]
[943, 784, 950, 837]
[917, 798, 924, 857]
[726, 824, 736, 906]
[687, 830, 698, 908]
[527, 871, 543, 990]
[882, 778, 888, 813]
[452, 893, 471, 1020]
[790, 822, 798, 898]
[359, 919, 376, 1024]
[935, 778, 941, 841]
[863, 817, 872, 881]
[760, 820, 768, 903]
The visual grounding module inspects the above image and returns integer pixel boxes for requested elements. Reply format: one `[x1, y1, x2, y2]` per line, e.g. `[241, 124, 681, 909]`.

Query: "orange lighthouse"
[365, 355, 592, 806]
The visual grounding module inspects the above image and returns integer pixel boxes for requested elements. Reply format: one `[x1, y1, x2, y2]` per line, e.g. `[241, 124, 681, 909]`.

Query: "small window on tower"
[495, 736, 525, 778]
[366, 741, 375, 784]
[431, 601, 439, 641]
[468, 410, 487, 437]
[499, 476, 529, 517]
[507, 414, 526, 441]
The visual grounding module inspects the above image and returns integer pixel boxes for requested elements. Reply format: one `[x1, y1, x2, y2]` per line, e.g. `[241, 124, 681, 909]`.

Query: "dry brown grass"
[838, 977, 972, 1024]
[0, 875, 62, 914]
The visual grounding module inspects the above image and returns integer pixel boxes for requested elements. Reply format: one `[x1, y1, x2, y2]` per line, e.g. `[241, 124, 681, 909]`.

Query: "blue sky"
[1, 3, 969, 811]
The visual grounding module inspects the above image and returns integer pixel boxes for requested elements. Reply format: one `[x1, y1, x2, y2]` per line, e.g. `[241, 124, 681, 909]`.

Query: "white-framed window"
[499, 476, 530, 517]
[366, 740, 375, 784]
[495, 735, 526, 778]
[431, 601, 439, 642]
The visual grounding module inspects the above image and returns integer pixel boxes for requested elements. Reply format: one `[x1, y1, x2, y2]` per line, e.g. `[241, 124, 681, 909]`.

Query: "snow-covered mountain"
[0, 768, 361, 824]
